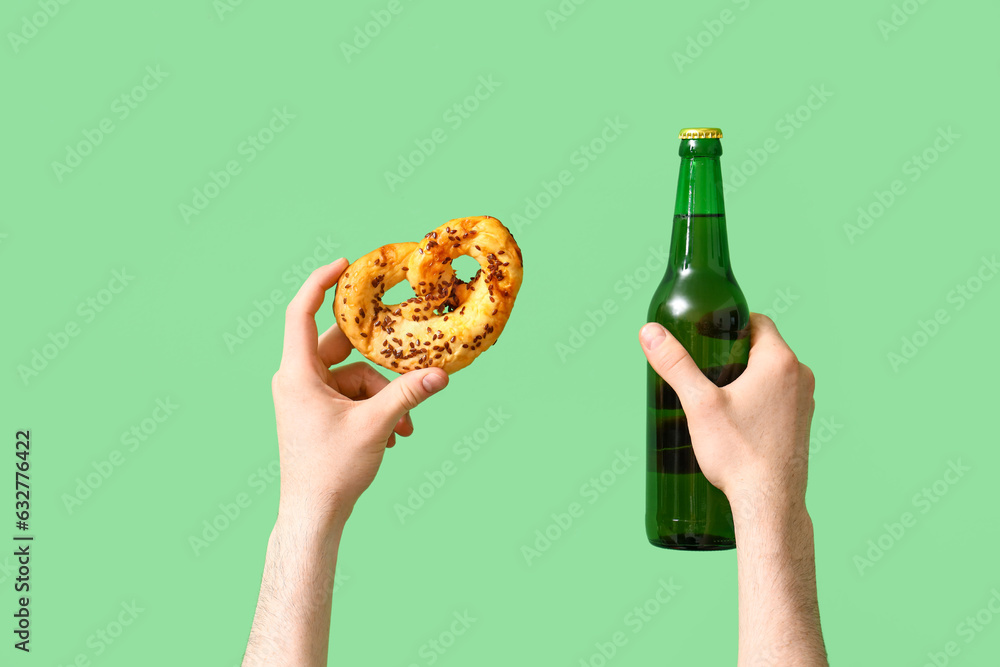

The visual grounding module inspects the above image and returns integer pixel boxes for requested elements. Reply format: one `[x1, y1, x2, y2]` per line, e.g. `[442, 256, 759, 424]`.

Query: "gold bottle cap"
[678, 127, 723, 139]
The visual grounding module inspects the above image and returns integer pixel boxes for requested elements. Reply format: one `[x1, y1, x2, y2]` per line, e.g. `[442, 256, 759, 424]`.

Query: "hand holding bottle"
[641, 313, 816, 518]
[641, 312, 827, 666]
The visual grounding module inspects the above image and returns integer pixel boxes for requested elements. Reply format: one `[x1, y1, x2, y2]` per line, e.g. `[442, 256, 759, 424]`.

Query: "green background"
[3, 0, 998, 664]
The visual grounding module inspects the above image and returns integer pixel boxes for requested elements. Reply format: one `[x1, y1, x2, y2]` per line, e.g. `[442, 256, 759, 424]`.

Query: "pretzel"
[334, 216, 523, 374]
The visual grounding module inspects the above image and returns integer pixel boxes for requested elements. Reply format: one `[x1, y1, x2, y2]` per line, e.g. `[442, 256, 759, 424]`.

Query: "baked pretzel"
[334, 216, 523, 374]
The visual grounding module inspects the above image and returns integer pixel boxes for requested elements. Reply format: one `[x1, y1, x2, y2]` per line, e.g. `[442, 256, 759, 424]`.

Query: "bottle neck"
[669, 149, 732, 275]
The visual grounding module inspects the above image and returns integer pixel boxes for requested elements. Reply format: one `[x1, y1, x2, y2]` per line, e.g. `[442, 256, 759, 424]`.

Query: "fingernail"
[422, 371, 447, 394]
[332, 257, 347, 266]
[640, 323, 667, 350]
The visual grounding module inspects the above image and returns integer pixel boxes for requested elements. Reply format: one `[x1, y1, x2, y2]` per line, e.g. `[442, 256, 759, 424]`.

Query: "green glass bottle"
[645, 128, 750, 551]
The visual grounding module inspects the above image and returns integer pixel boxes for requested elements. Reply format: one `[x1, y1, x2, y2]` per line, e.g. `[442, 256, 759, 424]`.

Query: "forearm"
[734, 497, 828, 667]
[243, 513, 345, 667]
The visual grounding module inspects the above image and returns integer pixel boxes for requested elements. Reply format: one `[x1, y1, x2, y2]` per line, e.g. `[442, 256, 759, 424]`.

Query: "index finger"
[747, 313, 795, 363]
[318, 322, 354, 368]
[282, 258, 348, 370]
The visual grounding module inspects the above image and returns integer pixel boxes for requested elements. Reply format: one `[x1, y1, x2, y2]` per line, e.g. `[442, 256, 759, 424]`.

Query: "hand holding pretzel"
[272, 259, 450, 526]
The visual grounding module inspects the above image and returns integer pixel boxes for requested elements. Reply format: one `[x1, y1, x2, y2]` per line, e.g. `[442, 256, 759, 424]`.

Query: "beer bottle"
[645, 128, 750, 550]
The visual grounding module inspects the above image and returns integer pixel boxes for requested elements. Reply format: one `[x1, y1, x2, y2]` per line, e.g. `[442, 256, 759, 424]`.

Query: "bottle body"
[645, 264, 749, 549]
[645, 130, 749, 550]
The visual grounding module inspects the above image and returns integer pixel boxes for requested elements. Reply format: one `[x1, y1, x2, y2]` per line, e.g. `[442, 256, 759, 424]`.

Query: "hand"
[272, 259, 449, 531]
[641, 314, 828, 665]
[639, 313, 816, 517]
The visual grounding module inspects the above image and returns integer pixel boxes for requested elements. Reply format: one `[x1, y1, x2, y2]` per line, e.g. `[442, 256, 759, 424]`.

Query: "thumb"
[639, 323, 716, 407]
[368, 367, 449, 428]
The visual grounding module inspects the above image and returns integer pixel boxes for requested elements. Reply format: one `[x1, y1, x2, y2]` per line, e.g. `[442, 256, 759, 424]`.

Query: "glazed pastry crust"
[333, 216, 523, 374]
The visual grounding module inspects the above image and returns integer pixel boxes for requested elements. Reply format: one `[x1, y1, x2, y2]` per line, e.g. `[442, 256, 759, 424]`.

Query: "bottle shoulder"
[648, 270, 748, 323]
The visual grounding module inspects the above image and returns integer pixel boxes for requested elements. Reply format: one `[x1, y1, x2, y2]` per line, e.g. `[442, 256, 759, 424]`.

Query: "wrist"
[275, 497, 352, 547]
[734, 506, 813, 558]
[729, 484, 810, 535]
[267, 517, 344, 582]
